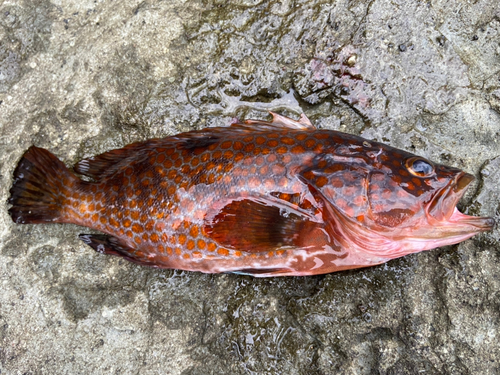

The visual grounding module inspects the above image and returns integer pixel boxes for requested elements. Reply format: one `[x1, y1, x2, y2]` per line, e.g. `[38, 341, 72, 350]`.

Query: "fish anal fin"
[204, 198, 317, 253]
[79, 234, 159, 267]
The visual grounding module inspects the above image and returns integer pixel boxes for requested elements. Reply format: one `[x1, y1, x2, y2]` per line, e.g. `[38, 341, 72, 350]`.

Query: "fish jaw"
[415, 171, 495, 248]
[376, 207, 494, 259]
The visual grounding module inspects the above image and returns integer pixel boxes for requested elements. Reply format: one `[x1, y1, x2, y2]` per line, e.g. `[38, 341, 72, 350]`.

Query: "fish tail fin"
[8, 146, 79, 224]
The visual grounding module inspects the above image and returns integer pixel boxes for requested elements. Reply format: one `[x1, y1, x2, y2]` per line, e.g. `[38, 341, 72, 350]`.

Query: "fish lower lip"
[449, 209, 496, 231]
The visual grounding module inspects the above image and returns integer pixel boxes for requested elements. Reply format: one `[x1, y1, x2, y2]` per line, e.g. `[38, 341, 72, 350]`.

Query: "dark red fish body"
[8, 113, 494, 276]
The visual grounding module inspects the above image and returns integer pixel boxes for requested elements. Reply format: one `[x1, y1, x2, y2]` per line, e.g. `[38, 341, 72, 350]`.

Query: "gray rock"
[1, 0, 499, 374]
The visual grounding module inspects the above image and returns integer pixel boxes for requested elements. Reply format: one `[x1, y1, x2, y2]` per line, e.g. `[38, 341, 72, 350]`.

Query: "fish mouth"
[428, 172, 495, 232]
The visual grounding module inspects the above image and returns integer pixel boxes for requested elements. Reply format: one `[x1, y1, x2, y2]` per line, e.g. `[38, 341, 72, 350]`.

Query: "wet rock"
[0, 0, 499, 374]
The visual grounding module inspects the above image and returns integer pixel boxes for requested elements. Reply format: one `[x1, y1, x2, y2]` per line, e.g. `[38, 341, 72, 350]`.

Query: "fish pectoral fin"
[204, 198, 314, 253]
[79, 234, 159, 267]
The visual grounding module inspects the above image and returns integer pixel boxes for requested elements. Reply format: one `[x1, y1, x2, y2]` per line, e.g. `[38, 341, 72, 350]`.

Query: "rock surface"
[1, 0, 499, 374]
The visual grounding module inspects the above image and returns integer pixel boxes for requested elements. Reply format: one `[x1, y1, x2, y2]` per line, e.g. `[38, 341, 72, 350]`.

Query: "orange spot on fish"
[145, 220, 154, 231]
[267, 139, 279, 147]
[191, 157, 200, 166]
[412, 177, 421, 186]
[219, 140, 231, 149]
[343, 186, 357, 196]
[244, 143, 255, 153]
[178, 234, 187, 245]
[187, 240, 195, 250]
[353, 195, 366, 206]
[272, 164, 285, 175]
[264, 178, 275, 189]
[255, 136, 266, 145]
[278, 177, 288, 187]
[156, 154, 166, 163]
[248, 177, 260, 188]
[234, 152, 244, 162]
[305, 139, 316, 148]
[382, 189, 392, 199]
[335, 198, 347, 209]
[276, 146, 288, 154]
[197, 239, 206, 250]
[316, 176, 328, 188]
[267, 154, 277, 163]
[190, 226, 199, 237]
[132, 223, 143, 233]
[217, 248, 229, 256]
[207, 243, 217, 252]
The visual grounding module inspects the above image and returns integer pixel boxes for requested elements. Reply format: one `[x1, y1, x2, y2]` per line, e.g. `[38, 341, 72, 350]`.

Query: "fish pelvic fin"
[8, 146, 78, 224]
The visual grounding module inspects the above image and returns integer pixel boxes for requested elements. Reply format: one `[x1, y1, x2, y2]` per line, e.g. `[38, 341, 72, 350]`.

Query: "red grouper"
[8, 113, 495, 277]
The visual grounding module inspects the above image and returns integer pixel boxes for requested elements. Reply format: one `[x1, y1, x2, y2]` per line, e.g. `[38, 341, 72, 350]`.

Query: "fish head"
[365, 145, 494, 248]
[302, 136, 495, 259]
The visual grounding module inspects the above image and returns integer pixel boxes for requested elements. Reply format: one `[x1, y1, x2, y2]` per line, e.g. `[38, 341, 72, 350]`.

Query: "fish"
[7, 113, 495, 277]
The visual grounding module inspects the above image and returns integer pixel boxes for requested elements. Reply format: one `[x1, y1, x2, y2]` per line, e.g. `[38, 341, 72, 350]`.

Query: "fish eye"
[405, 157, 434, 177]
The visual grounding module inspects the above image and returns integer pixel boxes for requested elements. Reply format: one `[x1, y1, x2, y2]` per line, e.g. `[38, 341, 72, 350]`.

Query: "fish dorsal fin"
[74, 140, 157, 179]
[75, 112, 314, 179]
[204, 198, 318, 253]
[232, 112, 315, 131]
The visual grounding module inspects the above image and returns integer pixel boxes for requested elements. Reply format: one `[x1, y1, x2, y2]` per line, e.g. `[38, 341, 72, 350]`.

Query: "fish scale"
[8, 113, 494, 277]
